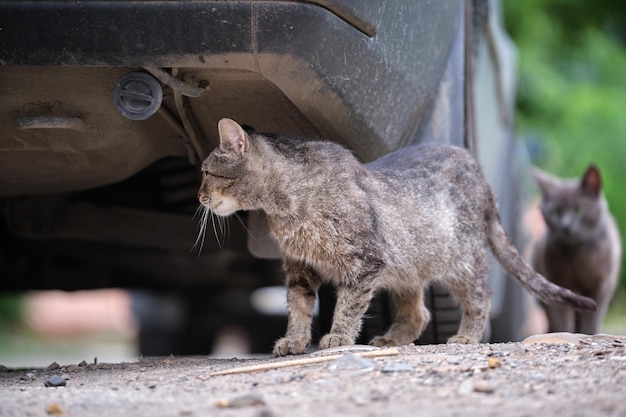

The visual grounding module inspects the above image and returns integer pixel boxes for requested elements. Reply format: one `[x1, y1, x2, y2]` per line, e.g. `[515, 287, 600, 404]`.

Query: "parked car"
[0, 0, 528, 354]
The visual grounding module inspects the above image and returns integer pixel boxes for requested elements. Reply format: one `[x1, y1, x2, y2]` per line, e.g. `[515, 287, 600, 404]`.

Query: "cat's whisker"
[218, 213, 225, 236]
[223, 216, 231, 247]
[211, 211, 223, 249]
[191, 205, 210, 255]
[200, 207, 211, 254]
[192, 204, 204, 220]
[192, 205, 235, 254]
[234, 212, 254, 239]
[191, 206, 204, 249]
[216, 214, 224, 247]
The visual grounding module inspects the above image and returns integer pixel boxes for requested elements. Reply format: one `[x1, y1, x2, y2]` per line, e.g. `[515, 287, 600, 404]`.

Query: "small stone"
[488, 357, 502, 369]
[327, 353, 375, 372]
[265, 370, 293, 384]
[381, 362, 414, 373]
[370, 388, 390, 402]
[78, 360, 88, 367]
[522, 332, 585, 346]
[215, 393, 265, 408]
[0, 364, 8, 372]
[65, 365, 79, 373]
[446, 356, 462, 365]
[471, 363, 488, 374]
[458, 379, 474, 395]
[21, 373, 36, 381]
[46, 362, 60, 370]
[505, 343, 527, 355]
[312, 344, 379, 356]
[44, 375, 67, 388]
[473, 381, 496, 393]
[46, 403, 63, 416]
[350, 394, 369, 406]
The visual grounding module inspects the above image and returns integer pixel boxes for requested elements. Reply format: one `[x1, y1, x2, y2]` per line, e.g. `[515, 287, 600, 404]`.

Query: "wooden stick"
[208, 347, 399, 376]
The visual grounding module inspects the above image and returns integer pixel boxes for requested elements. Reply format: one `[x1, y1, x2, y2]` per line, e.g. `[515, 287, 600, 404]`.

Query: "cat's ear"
[581, 164, 602, 197]
[218, 118, 249, 158]
[531, 167, 558, 196]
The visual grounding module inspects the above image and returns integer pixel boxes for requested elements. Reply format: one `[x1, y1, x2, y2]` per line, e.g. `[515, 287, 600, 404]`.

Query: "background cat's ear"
[218, 118, 249, 158]
[531, 167, 558, 196]
[581, 164, 602, 196]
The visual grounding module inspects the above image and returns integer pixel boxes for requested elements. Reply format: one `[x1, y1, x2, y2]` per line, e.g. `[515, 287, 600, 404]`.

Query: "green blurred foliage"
[0, 294, 22, 324]
[0, 293, 23, 347]
[502, 0, 626, 300]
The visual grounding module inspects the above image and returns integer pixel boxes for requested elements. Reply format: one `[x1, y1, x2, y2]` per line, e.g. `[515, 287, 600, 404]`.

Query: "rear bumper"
[0, 1, 463, 161]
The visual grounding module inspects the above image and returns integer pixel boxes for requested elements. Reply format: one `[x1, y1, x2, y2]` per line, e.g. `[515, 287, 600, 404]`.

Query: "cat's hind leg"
[447, 256, 491, 344]
[369, 286, 430, 347]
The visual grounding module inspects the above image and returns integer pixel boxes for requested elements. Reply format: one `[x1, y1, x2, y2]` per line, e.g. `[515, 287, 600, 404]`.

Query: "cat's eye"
[204, 171, 235, 180]
[575, 205, 586, 215]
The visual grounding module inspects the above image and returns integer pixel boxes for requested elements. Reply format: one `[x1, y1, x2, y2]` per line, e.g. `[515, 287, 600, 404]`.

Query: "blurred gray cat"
[197, 118, 596, 356]
[532, 165, 620, 334]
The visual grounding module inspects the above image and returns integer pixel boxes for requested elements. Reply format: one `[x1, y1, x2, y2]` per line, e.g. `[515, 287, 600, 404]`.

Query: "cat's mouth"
[198, 194, 237, 216]
[552, 228, 585, 245]
[210, 198, 240, 217]
[212, 201, 226, 213]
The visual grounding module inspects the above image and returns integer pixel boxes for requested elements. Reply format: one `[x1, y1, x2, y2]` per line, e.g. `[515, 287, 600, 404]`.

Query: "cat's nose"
[560, 215, 575, 235]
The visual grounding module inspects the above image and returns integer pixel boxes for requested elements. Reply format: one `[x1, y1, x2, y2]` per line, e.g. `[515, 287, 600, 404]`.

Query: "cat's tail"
[487, 213, 597, 312]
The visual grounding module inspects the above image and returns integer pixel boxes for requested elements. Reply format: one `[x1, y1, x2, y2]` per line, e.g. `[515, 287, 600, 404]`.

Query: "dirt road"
[1, 333, 625, 417]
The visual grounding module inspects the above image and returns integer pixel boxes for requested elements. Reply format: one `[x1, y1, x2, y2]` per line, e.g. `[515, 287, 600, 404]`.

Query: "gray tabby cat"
[532, 165, 621, 334]
[197, 118, 596, 356]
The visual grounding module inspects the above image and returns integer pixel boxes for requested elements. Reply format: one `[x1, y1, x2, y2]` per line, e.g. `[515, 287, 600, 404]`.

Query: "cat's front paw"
[273, 337, 308, 356]
[368, 336, 399, 347]
[447, 335, 476, 344]
[318, 333, 354, 350]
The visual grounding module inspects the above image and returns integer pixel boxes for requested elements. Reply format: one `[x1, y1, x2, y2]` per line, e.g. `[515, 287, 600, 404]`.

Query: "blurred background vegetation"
[0, 294, 22, 350]
[502, 0, 626, 327]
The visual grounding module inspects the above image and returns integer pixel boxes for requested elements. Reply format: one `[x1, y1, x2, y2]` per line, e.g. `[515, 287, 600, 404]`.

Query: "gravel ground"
[1, 333, 625, 417]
